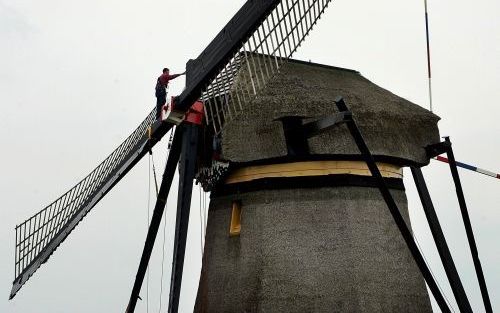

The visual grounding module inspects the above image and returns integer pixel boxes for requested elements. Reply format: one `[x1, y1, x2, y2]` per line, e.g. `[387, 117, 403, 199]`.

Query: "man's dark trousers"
[156, 94, 166, 119]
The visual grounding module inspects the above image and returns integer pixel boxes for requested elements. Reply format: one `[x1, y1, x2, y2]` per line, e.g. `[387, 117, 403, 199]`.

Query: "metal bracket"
[276, 116, 310, 156]
[425, 140, 451, 158]
[411, 167, 472, 313]
[277, 112, 351, 157]
[424, 137, 493, 313]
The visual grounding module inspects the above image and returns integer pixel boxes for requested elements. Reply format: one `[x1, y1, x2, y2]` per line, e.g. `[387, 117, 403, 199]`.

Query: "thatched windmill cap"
[222, 57, 440, 166]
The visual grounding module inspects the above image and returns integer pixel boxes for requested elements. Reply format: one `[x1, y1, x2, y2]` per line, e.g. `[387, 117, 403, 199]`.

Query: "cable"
[157, 203, 167, 313]
[157, 128, 173, 313]
[146, 155, 151, 313]
[412, 229, 456, 312]
[151, 155, 159, 197]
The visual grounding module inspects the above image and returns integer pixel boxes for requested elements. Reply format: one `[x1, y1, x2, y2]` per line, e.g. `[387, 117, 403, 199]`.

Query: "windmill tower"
[194, 57, 437, 312]
[9, 1, 493, 312]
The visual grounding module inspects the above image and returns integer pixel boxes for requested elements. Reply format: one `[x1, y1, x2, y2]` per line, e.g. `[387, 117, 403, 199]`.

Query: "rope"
[151, 156, 159, 197]
[157, 128, 173, 313]
[196, 186, 209, 313]
[146, 155, 152, 313]
[157, 202, 168, 313]
[423, 0, 433, 112]
[146, 149, 161, 313]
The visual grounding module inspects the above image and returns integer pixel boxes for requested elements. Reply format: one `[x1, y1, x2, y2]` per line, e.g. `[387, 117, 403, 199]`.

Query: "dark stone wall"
[195, 186, 432, 313]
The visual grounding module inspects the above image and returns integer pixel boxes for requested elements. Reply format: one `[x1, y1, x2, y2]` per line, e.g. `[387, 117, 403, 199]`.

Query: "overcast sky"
[1, 0, 499, 312]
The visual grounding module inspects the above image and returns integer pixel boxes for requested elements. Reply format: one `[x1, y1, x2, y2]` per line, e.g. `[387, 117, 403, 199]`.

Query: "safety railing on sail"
[14, 108, 157, 282]
[201, 0, 332, 134]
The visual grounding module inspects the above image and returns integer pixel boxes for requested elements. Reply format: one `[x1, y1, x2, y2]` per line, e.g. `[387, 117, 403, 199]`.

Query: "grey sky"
[1, 0, 499, 312]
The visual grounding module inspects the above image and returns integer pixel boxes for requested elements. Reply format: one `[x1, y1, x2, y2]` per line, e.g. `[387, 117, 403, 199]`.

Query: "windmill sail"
[201, 0, 332, 133]
[129, 1, 335, 311]
[11, 0, 335, 302]
[10, 109, 173, 299]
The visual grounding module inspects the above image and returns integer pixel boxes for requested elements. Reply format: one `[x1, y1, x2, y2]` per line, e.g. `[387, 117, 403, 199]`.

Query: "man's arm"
[168, 72, 186, 80]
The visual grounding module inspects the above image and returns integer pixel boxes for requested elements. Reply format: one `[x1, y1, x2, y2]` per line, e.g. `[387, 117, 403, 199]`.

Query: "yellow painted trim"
[229, 201, 241, 236]
[225, 161, 402, 184]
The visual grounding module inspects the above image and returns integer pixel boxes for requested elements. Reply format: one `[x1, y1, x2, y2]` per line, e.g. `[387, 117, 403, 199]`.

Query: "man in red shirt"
[155, 68, 185, 119]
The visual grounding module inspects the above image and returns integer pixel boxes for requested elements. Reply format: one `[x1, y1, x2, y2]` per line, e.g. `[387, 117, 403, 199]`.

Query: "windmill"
[8, 0, 494, 312]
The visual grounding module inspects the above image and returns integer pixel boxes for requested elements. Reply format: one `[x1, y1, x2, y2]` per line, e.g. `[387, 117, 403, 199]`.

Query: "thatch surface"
[221, 57, 440, 165]
[195, 187, 432, 312]
[195, 58, 436, 311]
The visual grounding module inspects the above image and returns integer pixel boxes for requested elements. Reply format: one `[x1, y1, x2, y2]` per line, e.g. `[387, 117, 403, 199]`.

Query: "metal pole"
[334, 97, 451, 313]
[411, 167, 473, 313]
[168, 122, 200, 313]
[125, 128, 183, 313]
[444, 137, 493, 313]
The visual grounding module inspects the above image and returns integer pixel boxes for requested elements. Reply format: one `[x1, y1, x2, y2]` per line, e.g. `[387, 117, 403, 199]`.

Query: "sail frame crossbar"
[11, 109, 157, 299]
[201, 0, 332, 133]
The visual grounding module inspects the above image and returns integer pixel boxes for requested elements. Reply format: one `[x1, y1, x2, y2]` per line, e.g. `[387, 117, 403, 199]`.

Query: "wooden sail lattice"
[11, 109, 157, 298]
[201, 0, 332, 133]
[10, 0, 335, 300]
